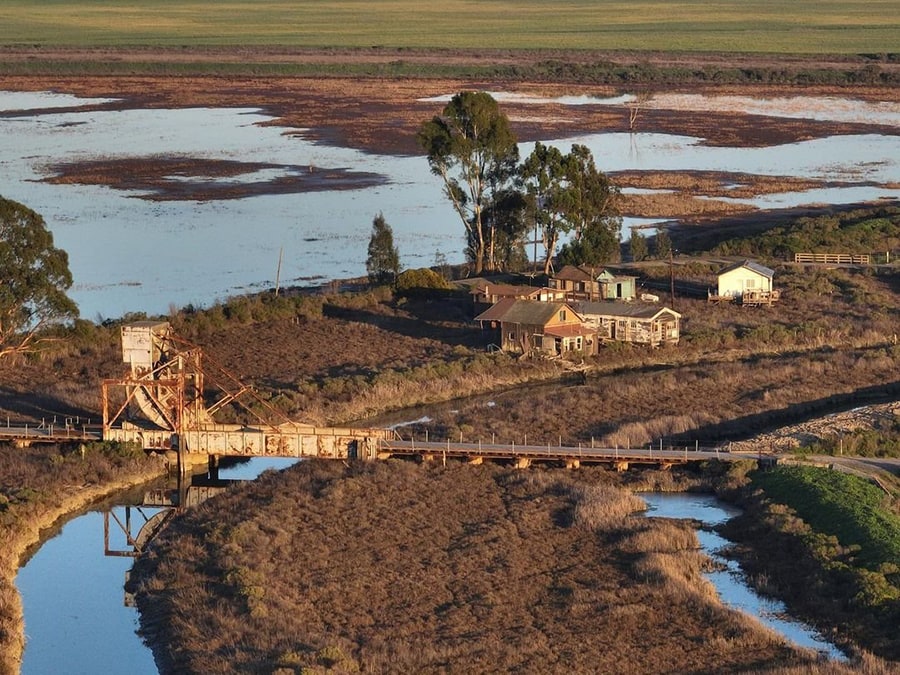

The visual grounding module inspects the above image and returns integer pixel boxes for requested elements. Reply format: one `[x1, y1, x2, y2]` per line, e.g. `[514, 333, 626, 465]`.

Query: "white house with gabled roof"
[717, 260, 775, 300]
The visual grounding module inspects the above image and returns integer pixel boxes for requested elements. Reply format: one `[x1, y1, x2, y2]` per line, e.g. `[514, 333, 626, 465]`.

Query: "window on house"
[575, 336, 583, 350]
[559, 310, 567, 321]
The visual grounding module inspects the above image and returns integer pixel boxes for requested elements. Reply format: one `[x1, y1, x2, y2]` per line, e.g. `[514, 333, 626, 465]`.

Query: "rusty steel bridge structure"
[0, 321, 768, 560]
[0, 320, 758, 474]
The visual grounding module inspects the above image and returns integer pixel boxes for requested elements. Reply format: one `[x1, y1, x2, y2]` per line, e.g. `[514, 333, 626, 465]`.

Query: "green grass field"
[3, 0, 900, 54]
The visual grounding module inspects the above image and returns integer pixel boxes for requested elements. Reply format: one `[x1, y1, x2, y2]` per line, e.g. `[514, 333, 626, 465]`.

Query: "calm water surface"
[17, 458, 297, 675]
[641, 492, 846, 661]
[2, 90, 898, 320]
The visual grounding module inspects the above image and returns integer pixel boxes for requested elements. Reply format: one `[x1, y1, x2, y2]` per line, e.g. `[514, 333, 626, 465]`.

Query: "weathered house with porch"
[549, 265, 637, 302]
[716, 260, 778, 304]
[475, 299, 595, 355]
[575, 302, 681, 347]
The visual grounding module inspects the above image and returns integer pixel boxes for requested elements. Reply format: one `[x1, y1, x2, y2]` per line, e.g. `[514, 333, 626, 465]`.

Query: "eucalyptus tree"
[520, 141, 569, 275]
[556, 144, 622, 266]
[417, 91, 519, 275]
[482, 187, 529, 272]
[0, 196, 78, 359]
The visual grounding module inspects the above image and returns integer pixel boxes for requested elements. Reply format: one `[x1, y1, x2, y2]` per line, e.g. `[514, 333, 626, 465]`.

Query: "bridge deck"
[378, 438, 743, 466]
[0, 424, 101, 445]
[0, 422, 752, 468]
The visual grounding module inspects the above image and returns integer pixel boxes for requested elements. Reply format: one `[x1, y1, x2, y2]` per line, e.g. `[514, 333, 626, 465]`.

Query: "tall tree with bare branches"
[417, 92, 519, 275]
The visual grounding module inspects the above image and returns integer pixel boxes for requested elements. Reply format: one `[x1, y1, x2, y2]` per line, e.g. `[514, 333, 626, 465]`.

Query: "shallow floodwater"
[641, 492, 846, 661]
[17, 458, 297, 674]
[1, 90, 899, 320]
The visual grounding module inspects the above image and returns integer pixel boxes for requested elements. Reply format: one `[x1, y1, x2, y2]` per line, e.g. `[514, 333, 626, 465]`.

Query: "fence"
[794, 252, 871, 265]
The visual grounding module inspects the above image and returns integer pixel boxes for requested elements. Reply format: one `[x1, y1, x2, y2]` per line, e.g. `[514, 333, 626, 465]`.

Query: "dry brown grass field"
[131, 459, 886, 674]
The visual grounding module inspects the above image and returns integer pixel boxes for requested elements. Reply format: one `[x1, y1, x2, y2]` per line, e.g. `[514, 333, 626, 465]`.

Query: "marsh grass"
[131, 461, 874, 673]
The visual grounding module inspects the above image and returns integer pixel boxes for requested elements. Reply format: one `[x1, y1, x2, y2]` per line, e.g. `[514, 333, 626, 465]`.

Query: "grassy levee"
[129, 459, 879, 673]
[3, 1, 900, 53]
[755, 467, 900, 569]
[0, 443, 166, 675]
[722, 465, 900, 660]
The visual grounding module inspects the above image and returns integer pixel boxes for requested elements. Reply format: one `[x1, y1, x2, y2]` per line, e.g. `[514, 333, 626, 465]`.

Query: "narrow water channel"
[641, 492, 846, 661]
[17, 458, 297, 674]
[18, 469, 846, 672]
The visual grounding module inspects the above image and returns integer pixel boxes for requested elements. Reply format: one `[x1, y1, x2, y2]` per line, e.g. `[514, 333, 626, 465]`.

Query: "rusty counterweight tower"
[101, 321, 393, 467]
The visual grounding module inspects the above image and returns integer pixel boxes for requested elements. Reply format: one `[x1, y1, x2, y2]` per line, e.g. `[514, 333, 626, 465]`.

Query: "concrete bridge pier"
[208, 454, 220, 479]
[614, 461, 630, 472]
[176, 451, 212, 475]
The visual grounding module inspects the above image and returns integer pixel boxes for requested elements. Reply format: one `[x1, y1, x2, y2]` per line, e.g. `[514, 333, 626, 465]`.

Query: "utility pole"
[669, 247, 676, 309]
[274, 246, 283, 296]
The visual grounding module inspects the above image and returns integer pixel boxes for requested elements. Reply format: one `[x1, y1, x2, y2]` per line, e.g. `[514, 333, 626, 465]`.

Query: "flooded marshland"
[1, 89, 898, 320]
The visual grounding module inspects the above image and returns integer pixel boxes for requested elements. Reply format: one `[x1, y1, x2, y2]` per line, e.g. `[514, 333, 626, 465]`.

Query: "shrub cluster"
[712, 206, 900, 260]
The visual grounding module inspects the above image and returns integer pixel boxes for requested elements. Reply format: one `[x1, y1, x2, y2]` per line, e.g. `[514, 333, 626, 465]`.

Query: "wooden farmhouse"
[475, 299, 595, 356]
[575, 302, 682, 347]
[470, 282, 566, 309]
[716, 260, 779, 305]
[549, 265, 637, 302]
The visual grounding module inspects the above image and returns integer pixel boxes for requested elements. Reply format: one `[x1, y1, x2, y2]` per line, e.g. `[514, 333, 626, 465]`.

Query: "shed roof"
[475, 299, 580, 325]
[553, 265, 594, 282]
[470, 283, 541, 298]
[575, 301, 681, 321]
[719, 259, 774, 279]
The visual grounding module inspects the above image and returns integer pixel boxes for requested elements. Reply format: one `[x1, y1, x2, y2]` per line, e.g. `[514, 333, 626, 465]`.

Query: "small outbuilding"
[475, 299, 594, 356]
